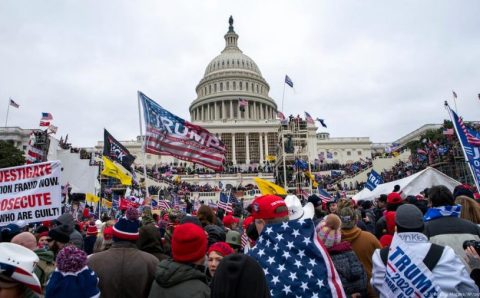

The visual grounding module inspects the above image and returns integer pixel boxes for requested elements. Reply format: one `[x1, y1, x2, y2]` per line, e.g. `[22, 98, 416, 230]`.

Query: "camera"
[463, 240, 480, 254]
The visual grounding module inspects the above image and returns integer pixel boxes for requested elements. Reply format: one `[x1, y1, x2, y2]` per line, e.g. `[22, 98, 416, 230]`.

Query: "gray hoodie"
[54, 213, 84, 249]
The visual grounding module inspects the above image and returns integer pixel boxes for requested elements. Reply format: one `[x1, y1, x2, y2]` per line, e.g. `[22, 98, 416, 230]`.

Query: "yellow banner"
[101, 156, 132, 185]
[253, 177, 287, 196]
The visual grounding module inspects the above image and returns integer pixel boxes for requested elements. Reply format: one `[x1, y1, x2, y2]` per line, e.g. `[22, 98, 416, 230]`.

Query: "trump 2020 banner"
[139, 91, 226, 171]
[0, 161, 62, 226]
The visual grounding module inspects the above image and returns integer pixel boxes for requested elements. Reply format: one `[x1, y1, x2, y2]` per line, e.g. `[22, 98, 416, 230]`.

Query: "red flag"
[39, 121, 50, 127]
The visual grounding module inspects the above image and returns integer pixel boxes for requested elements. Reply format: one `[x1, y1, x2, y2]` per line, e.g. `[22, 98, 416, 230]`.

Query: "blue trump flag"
[366, 170, 383, 191]
[248, 219, 345, 297]
[447, 105, 480, 190]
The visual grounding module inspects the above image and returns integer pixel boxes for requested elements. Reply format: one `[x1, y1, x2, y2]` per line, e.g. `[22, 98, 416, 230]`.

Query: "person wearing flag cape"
[371, 204, 477, 297]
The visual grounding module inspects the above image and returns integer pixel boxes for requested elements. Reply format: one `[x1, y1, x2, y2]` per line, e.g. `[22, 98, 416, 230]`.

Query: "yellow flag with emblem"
[253, 177, 287, 196]
[85, 193, 100, 203]
[101, 156, 132, 185]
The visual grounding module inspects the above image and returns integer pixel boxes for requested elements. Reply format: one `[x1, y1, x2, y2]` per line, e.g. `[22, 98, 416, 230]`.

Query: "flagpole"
[445, 102, 480, 190]
[281, 81, 286, 113]
[4, 99, 10, 127]
[137, 91, 150, 198]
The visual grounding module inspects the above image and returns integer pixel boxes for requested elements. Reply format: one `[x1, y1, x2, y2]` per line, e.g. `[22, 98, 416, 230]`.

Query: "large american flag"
[217, 192, 233, 213]
[248, 219, 345, 297]
[139, 91, 226, 170]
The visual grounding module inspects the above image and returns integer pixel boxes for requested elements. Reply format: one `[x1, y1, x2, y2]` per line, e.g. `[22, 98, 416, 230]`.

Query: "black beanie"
[48, 224, 71, 243]
[210, 254, 270, 298]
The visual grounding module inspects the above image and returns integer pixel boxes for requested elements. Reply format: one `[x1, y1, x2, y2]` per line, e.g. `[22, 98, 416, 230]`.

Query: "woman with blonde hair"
[455, 195, 480, 224]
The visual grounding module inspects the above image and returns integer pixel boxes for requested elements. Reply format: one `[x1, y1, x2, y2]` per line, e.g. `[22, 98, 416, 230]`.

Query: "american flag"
[305, 112, 315, 125]
[239, 98, 248, 107]
[139, 91, 226, 171]
[217, 192, 233, 213]
[41, 112, 53, 120]
[248, 219, 345, 297]
[317, 188, 333, 202]
[277, 111, 286, 121]
[241, 231, 249, 249]
[442, 128, 454, 135]
[158, 200, 172, 211]
[39, 121, 50, 127]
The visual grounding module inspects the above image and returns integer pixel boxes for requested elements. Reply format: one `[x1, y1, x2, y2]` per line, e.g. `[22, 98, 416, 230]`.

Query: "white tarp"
[353, 167, 461, 201]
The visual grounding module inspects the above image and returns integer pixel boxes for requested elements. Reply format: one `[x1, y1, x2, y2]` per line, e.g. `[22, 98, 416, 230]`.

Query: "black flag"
[103, 129, 135, 171]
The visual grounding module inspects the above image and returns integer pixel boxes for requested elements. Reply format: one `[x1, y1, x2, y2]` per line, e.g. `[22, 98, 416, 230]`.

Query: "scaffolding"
[275, 118, 312, 196]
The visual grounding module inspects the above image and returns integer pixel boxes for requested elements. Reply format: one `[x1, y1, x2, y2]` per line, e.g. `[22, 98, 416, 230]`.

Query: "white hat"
[285, 195, 315, 221]
[0, 242, 42, 294]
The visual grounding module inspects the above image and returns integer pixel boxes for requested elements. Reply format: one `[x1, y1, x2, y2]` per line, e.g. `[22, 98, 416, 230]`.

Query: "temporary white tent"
[352, 167, 461, 201]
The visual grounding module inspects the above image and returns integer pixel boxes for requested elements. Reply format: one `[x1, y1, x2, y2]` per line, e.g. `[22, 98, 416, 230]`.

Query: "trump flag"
[139, 91, 226, 171]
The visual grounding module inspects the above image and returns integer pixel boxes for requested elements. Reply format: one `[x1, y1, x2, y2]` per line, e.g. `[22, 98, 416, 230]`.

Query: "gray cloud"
[0, 0, 479, 147]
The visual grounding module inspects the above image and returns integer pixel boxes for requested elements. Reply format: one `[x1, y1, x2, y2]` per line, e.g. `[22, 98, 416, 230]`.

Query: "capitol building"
[94, 17, 423, 169]
[188, 17, 280, 166]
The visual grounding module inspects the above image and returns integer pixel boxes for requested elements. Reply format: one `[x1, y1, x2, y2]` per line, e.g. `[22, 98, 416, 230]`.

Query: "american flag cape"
[139, 91, 226, 171]
[248, 219, 345, 297]
[158, 200, 171, 211]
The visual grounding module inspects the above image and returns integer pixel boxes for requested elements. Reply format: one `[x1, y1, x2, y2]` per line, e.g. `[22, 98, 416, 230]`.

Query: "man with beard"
[47, 224, 70, 257]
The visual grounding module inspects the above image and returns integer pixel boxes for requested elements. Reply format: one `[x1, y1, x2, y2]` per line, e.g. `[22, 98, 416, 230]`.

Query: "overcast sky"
[1, 1, 479, 147]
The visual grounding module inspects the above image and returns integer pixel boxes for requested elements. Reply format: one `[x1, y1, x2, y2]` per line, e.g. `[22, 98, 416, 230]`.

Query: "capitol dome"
[189, 16, 278, 123]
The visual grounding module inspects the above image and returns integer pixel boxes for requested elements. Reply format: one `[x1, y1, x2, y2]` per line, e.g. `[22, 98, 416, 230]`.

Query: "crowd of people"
[2, 182, 480, 297]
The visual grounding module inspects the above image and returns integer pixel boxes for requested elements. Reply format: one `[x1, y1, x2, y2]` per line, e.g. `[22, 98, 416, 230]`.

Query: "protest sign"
[0, 161, 62, 226]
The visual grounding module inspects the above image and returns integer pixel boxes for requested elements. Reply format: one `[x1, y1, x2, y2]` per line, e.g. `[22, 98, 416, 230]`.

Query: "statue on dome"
[228, 15, 234, 32]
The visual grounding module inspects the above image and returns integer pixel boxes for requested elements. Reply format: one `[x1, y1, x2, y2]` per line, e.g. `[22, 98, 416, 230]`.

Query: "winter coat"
[88, 241, 159, 298]
[34, 248, 55, 288]
[84, 235, 97, 255]
[371, 232, 479, 297]
[424, 216, 480, 271]
[342, 226, 381, 298]
[328, 241, 368, 297]
[148, 259, 210, 298]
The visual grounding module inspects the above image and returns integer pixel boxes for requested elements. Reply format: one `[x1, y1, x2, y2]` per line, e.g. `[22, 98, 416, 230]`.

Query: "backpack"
[380, 243, 444, 271]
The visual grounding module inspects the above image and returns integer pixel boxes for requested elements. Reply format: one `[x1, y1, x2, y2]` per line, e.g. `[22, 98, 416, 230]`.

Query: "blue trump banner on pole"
[366, 170, 383, 191]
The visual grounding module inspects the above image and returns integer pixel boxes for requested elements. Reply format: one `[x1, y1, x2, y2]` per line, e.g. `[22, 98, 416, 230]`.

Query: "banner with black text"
[0, 161, 62, 226]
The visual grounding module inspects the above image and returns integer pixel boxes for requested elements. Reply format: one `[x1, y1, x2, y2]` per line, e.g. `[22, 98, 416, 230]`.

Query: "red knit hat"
[103, 226, 113, 240]
[207, 241, 234, 257]
[250, 195, 288, 220]
[387, 192, 403, 205]
[222, 215, 239, 228]
[171, 223, 207, 263]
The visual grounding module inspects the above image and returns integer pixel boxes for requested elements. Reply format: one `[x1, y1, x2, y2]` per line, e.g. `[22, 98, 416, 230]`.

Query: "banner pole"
[445, 103, 480, 190]
[137, 91, 150, 198]
[281, 82, 286, 113]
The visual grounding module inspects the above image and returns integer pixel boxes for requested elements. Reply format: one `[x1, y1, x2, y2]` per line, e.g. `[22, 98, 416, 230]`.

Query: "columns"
[207, 104, 211, 121]
[245, 133, 250, 165]
[264, 133, 269, 157]
[232, 133, 237, 165]
[200, 106, 203, 121]
[222, 101, 225, 120]
[214, 102, 218, 120]
[230, 100, 234, 119]
[259, 132, 264, 163]
[253, 101, 257, 120]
